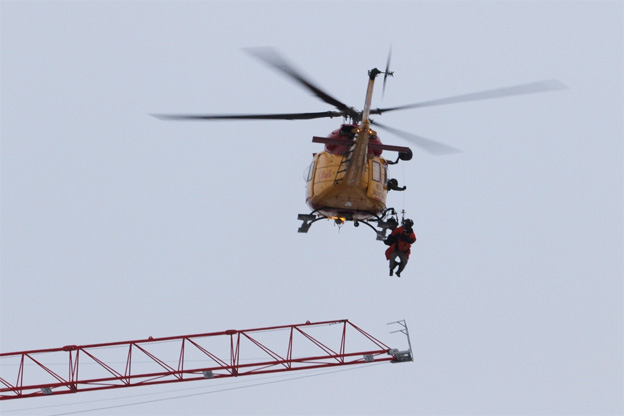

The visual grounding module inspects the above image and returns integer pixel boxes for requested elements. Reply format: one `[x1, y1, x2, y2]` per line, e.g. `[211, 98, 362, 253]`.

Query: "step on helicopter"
[153, 48, 566, 240]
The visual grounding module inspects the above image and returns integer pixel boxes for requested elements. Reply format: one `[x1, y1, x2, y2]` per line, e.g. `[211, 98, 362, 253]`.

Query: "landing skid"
[298, 208, 399, 240]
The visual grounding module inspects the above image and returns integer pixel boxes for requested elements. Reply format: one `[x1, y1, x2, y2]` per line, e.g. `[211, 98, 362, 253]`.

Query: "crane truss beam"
[0, 319, 408, 400]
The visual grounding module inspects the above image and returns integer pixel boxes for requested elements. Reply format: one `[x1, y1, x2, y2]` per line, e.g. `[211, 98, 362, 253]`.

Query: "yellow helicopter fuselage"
[305, 150, 388, 220]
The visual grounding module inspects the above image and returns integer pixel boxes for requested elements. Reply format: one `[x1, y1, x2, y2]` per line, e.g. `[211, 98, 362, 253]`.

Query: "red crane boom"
[0, 319, 412, 400]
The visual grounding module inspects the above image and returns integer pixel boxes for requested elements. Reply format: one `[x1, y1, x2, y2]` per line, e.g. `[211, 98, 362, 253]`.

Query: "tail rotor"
[382, 47, 393, 101]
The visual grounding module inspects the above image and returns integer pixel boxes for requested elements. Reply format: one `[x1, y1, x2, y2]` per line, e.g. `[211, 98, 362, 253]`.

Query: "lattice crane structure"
[0, 319, 412, 400]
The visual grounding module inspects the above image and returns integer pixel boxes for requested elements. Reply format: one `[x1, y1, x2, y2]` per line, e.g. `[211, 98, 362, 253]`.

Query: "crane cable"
[401, 161, 407, 221]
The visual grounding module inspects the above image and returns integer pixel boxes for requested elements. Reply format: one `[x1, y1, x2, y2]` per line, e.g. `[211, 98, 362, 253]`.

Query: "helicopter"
[153, 48, 566, 240]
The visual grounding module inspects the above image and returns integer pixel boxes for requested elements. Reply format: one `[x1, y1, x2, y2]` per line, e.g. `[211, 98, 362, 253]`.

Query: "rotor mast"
[344, 68, 383, 187]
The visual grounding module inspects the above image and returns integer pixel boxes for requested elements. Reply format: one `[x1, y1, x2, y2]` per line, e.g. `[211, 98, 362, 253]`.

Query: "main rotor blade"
[373, 79, 567, 114]
[372, 121, 461, 156]
[244, 47, 358, 119]
[152, 110, 344, 121]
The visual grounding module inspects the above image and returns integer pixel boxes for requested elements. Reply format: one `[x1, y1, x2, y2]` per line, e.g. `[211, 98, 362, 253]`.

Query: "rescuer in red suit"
[384, 219, 416, 277]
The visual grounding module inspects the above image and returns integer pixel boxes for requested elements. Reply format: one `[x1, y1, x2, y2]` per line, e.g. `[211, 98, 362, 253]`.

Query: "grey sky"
[1, 1, 622, 415]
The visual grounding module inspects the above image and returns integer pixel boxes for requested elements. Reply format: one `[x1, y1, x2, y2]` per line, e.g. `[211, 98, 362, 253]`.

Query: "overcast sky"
[1, 1, 622, 415]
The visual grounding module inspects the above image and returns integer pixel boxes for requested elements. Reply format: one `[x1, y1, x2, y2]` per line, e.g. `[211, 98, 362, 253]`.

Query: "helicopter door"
[367, 159, 387, 203]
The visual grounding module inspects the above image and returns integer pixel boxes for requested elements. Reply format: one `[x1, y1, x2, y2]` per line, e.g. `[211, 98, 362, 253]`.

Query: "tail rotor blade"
[382, 47, 393, 101]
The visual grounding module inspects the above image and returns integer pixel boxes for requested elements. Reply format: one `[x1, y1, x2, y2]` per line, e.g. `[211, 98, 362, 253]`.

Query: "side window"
[372, 161, 381, 182]
[382, 164, 387, 185]
[306, 160, 315, 182]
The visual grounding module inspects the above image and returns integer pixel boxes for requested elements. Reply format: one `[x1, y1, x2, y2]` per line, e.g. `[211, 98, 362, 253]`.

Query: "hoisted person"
[384, 219, 416, 277]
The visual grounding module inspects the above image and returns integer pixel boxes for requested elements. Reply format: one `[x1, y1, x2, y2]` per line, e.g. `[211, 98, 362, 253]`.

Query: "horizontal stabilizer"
[312, 137, 411, 154]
